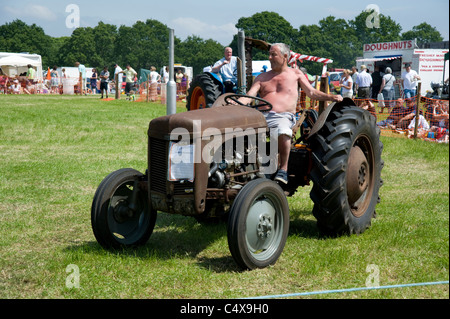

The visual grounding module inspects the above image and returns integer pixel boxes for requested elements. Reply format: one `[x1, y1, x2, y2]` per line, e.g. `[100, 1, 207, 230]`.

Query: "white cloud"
[4, 4, 56, 21]
[171, 17, 237, 44]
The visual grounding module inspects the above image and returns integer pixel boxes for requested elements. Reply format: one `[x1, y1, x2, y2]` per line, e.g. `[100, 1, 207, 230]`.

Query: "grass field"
[0, 94, 448, 299]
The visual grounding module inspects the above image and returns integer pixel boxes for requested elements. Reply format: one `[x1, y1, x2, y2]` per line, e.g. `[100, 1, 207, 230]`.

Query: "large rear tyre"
[227, 178, 290, 270]
[186, 73, 221, 111]
[309, 106, 383, 235]
[91, 168, 156, 249]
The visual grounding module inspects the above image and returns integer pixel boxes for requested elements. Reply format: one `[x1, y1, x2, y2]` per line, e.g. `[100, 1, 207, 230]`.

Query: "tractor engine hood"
[148, 105, 267, 140]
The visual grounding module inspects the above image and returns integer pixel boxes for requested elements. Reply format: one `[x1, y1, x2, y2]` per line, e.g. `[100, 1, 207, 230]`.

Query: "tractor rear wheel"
[309, 106, 383, 236]
[186, 73, 221, 111]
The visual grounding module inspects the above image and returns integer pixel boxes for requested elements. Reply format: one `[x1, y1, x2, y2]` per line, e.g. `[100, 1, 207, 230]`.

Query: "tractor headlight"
[168, 142, 195, 182]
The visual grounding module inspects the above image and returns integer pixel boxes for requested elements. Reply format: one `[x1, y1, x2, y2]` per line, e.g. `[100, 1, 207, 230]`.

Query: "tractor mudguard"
[206, 72, 224, 92]
[306, 97, 356, 141]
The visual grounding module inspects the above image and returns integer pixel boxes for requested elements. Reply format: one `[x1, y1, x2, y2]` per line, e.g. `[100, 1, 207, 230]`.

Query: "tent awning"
[0, 55, 41, 67]
[356, 55, 402, 63]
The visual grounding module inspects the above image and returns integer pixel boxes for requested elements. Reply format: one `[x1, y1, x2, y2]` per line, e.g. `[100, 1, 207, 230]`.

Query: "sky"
[0, 0, 449, 46]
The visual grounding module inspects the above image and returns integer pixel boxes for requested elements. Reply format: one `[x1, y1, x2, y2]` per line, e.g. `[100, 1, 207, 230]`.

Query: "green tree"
[115, 19, 170, 71]
[57, 27, 97, 67]
[233, 11, 299, 60]
[349, 11, 402, 48]
[0, 19, 54, 66]
[176, 36, 224, 76]
[296, 16, 360, 74]
[296, 24, 330, 75]
[401, 22, 443, 44]
[92, 22, 118, 67]
[46, 37, 69, 67]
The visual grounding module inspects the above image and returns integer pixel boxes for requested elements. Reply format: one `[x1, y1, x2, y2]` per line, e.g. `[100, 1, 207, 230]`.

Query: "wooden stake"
[413, 82, 422, 139]
[319, 76, 329, 115]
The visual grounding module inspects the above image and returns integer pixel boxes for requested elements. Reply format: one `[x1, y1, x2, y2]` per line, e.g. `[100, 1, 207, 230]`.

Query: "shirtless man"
[239, 43, 343, 184]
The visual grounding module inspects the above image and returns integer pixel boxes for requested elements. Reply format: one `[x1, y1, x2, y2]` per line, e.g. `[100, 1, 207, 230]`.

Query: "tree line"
[0, 11, 443, 76]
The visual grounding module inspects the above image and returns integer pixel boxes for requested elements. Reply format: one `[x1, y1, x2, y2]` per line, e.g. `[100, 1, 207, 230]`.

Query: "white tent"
[0, 53, 43, 80]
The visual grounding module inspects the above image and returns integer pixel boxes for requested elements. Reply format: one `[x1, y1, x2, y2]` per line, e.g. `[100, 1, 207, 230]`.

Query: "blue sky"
[0, 0, 448, 45]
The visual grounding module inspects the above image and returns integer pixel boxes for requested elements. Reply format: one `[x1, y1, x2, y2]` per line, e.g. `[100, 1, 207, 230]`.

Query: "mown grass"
[0, 94, 448, 299]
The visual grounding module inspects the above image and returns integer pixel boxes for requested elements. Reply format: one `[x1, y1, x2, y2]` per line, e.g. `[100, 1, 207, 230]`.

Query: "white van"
[161, 64, 193, 83]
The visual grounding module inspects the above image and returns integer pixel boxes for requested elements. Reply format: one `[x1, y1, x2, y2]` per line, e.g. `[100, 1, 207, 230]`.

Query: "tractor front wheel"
[91, 168, 156, 249]
[227, 178, 290, 270]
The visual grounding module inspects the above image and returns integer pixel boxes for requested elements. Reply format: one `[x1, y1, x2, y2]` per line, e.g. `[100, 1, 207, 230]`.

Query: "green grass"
[0, 94, 448, 299]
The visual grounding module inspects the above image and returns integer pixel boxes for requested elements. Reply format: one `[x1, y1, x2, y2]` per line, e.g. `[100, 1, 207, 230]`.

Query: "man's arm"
[211, 59, 227, 73]
[415, 71, 421, 81]
[237, 78, 262, 105]
[298, 72, 342, 102]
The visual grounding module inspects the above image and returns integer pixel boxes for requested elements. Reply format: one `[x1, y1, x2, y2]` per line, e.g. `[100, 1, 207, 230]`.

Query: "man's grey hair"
[271, 43, 290, 58]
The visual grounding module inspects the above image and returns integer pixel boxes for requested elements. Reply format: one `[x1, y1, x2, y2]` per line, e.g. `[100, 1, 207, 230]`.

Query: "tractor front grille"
[149, 137, 194, 195]
[149, 137, 167, 194]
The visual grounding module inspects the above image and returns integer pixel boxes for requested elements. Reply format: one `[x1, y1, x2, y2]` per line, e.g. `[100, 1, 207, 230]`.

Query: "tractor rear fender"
[205, 72, 224, 92]
[306, 97, 356, 141]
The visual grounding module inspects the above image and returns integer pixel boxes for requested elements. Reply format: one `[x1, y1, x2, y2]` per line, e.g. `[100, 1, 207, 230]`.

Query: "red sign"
[364, 40, 414, 52]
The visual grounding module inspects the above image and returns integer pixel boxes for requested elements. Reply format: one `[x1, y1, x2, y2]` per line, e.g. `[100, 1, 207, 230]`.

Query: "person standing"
[351, 66, 358, 98]
[113, 63, 123, 93]
[99, 66, 110, 99]
[175, 69, 183, 94]
[50, 65, 59, 94]
[25, 64, 36, 94]
[26, 64, 36, 80]
[356, 65, 375, 116]
[149, 66, 161, 84]
[162, 66, 169, 83]
[379, 67, 396, 110]
[371, 66, 383, 99]
[119, 64, 138, 95]
[401, 63, 421, 100]
[75, 62, 87, 95]
[340, 69, 353, 99]
[90, 68, 98, 94]
[149, 66, 160, 101]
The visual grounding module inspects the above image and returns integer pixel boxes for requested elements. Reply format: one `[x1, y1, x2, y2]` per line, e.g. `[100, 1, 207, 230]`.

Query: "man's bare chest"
[260, 76, 297, 95]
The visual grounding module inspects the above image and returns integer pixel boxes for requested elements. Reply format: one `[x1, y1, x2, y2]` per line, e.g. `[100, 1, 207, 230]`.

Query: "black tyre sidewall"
[91, 168, 156, 249]
[309, 106, 383, 235]
[186, 73, 221, 111]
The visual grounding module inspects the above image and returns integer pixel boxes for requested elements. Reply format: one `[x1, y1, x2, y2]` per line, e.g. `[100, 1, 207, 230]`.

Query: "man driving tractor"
[239, 43, 343, 184]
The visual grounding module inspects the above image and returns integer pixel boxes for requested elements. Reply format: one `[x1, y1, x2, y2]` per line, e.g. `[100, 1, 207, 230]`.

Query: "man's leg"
[274, 134, 291, 184]
[278, 134, 291, 172]
[404, 89, 411, 99]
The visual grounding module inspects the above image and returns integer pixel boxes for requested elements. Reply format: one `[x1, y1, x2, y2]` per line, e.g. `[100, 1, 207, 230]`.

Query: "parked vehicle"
[328, 71, 343, 93]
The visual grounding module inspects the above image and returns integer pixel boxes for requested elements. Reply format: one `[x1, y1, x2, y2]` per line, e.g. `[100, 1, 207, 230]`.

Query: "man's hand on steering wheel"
[224, 94, 273, 112]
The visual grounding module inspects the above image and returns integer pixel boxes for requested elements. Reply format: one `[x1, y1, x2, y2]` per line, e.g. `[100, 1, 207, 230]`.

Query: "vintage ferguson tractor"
[91, 38, 384, 270]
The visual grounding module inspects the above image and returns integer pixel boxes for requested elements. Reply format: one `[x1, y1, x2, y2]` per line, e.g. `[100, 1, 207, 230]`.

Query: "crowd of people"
[327, 63, 448, 143]
[0, 61, 191, 99]
[0, 64, 42, 94]
[1, 50, 448, 144]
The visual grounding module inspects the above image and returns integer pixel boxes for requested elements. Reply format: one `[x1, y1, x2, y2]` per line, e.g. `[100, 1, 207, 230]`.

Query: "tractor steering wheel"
[224, 94, 273, 112]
